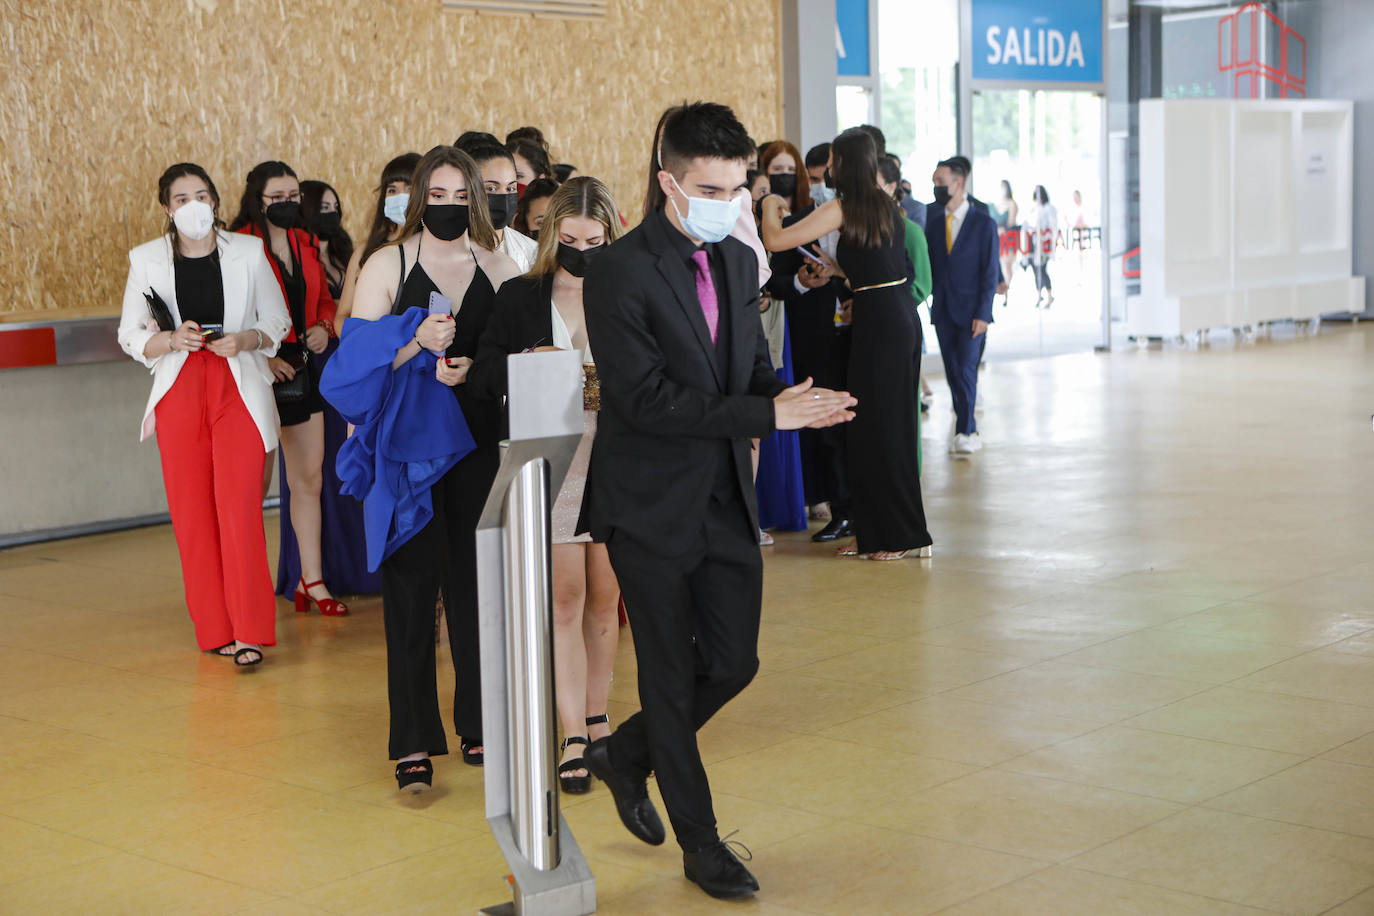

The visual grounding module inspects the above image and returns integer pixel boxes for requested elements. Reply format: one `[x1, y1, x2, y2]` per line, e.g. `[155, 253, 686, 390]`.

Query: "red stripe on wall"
[0, 328, 58, 369]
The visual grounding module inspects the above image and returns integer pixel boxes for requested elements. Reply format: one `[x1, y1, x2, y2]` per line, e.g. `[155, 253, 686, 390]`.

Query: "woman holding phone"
[322, 145, 520, 792]
[230, 161, 345, 616]
[116, 162, 291, 667]
[463, 176, 622, 794]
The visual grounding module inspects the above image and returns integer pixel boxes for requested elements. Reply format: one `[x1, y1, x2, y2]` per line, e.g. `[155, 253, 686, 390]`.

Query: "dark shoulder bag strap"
[390, 243, 407, 315]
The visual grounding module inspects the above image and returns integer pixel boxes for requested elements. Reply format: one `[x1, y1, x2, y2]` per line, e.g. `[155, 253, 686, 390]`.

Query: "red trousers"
[155, 352, 276, 649]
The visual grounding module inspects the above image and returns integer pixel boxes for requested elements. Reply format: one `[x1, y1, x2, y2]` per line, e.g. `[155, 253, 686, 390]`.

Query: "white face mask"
[172, 199, 215, 240]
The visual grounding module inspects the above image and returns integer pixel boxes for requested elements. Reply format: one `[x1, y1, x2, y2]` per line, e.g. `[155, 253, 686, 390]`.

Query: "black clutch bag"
[143, 290, 176, 332]
[273, 343, 310, 404]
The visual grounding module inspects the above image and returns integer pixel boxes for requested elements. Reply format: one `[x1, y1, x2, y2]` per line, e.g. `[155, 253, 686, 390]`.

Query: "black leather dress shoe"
[583, 738, 665, 846]
[811, 517, 854, 542]
[684, 841, 759, 899]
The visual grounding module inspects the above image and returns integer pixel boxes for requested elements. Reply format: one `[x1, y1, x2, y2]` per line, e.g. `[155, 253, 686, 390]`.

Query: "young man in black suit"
[580, 102, 856, 899]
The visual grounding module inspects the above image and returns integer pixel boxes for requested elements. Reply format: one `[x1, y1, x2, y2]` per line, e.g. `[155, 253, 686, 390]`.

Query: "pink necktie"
[690, 249, 719, 345]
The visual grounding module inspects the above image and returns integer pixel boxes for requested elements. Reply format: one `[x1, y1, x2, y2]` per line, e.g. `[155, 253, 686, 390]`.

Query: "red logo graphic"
[1218, 2, 1306, 98]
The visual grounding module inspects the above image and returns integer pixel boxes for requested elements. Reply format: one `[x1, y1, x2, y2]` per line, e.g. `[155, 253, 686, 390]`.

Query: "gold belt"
[852, 278, 905, 293]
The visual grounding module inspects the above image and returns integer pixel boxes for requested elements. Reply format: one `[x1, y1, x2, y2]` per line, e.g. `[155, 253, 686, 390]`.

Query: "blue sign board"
[837, 0, 870, 78]
[971, 0, 1103, 84]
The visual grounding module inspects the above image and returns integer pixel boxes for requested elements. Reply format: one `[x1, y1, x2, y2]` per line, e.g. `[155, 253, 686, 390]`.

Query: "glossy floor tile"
[2, 325, 1374, 912]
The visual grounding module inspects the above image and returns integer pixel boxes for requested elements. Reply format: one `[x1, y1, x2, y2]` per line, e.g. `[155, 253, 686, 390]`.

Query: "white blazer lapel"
[218, 232, 249, 333]
[145, 236, 183, 326]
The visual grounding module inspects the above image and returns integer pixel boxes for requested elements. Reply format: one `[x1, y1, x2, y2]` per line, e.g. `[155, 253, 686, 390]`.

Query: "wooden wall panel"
[0, 0, 782, 318]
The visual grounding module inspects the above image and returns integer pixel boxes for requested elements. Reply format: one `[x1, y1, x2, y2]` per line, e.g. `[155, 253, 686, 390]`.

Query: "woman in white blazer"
[117, 162, 291, 668]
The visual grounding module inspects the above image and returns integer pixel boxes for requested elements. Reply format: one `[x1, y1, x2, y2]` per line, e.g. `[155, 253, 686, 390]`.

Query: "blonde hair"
[395, 145, 499, 251]
[528, 176, 622, 277]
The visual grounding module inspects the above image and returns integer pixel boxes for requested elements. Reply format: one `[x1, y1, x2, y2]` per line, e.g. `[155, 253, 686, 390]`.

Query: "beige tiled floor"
[3, 324, 1374, 914]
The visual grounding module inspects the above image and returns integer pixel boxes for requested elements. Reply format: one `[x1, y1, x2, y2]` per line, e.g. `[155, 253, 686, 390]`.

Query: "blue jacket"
[318, 307, 476, 571]
[926, 201, 1000, 326]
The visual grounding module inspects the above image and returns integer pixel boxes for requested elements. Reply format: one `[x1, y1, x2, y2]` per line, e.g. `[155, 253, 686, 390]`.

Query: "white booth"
[1130, 99, 1363, 338]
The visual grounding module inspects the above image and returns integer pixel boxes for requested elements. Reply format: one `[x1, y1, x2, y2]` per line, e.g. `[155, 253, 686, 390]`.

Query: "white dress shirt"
[945, 198, 970, 248]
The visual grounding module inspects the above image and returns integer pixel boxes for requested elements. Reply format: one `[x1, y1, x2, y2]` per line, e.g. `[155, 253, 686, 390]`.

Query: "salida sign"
[970, 0, 1103, 85]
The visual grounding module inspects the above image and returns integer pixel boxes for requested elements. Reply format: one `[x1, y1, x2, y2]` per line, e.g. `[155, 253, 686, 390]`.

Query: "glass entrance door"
[970, 88, 1104, 360]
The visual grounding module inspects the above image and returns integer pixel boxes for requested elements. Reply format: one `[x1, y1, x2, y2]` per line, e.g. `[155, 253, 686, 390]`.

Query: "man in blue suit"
[926, 157, 999, 457]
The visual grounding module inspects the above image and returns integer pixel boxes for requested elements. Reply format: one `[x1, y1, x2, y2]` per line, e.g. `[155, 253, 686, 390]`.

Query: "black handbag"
[273, 342, 309, 404]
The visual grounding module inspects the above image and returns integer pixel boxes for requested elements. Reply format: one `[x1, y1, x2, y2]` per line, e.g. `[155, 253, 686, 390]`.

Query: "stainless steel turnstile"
[476, 350, 596, 916]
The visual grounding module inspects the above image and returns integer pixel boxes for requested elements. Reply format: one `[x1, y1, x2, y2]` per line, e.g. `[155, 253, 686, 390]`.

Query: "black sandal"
[208, 642, 236, 657]
[586, 713, 610, 731]
[559, 736, 591, 794]
[395, 758, 433, 793]
[233, 646, 263, 668]
[460, 737, 484, 767]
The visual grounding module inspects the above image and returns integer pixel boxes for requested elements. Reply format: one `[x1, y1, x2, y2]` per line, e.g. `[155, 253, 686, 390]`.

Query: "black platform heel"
[395, 758, 433, 793]
[559, 736, 591, 794]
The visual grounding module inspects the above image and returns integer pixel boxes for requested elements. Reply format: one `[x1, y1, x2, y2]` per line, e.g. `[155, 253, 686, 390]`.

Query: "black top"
[467, 275, 555, 401]
[174, 251, 225, 327]
[392, 240, 502, 447]
[271, 247, 306, 337]
[836, 207, 912, 292]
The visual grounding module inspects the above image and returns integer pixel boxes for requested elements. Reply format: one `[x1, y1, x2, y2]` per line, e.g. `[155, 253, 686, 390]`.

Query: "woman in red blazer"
[230, 161, 346, 616]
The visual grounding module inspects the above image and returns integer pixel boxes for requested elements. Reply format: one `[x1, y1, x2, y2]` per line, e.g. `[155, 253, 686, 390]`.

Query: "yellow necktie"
[945, 212, 954, 253]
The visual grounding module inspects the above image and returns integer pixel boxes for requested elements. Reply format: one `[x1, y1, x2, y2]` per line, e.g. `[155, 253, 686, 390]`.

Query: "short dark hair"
[455, 130, 501, 149]
[856, 124, 886, 158]
[938, 157, 970, 180]
[658, 101, 755, 176]
[804, 143, 831, 168]
[461, 139, 517, 170]
[551, 163, 576, 183]
[878, 154, 902, 188]
[1034, 184, 1050, 204]
[948, 155, 973, 174]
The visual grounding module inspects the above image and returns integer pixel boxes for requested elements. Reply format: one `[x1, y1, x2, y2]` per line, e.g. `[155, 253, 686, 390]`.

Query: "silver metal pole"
[503, 457, 559, 873]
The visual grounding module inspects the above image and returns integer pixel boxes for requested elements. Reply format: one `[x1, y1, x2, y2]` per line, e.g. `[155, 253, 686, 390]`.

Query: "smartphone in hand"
[200, 323, 225, 342]
[426, 292, 452, 356]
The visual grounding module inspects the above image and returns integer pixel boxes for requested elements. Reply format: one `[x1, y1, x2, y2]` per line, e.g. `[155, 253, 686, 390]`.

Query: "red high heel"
[295, 577, 349, 616]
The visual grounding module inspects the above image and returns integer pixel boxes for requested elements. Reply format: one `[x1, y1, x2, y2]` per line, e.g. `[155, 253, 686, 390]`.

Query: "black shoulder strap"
[390, 243, 407, 315]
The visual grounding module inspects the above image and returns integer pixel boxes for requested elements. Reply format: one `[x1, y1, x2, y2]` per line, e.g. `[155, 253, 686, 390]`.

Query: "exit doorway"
[970, 88, 1105, 360]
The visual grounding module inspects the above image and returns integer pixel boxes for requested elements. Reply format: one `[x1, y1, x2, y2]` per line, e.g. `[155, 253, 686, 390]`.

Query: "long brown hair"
[759, 140, 811, 210]
[360, 152, 420, 267]
[394, 146, 499, 251]
[158, 162, 224, 259]
[831, 128, 897, 249]
[528, 177, 622, 278]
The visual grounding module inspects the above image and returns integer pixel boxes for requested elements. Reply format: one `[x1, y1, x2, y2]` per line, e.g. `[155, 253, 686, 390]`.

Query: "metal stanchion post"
[477, 350, 595, 916]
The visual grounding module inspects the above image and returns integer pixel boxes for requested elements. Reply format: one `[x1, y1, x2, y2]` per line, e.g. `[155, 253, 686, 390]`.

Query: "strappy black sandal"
[460, 737, 484, 767]
[586, 713, 610, 732]
[233, 646, 263, 668]
[559, 736, 591, 794]
[395, 758, 433, 793]
[208, 642, 236, 657]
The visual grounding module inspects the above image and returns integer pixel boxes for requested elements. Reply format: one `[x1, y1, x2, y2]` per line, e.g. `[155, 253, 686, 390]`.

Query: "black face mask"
[486, 192, 517, 231]
[556, 242, 603, 278]
[823, 168, 834, 189]
[423, 203, 469, 241]
[314, 210, 342, 234]
[768, 173, 797, 199]
[265, 200, 301, 228]
[932, 184, 952, 207]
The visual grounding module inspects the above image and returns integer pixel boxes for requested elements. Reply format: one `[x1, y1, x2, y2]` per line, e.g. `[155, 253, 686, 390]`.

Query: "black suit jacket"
[467, 274, 556, 401]
[581, 209, 786, 552]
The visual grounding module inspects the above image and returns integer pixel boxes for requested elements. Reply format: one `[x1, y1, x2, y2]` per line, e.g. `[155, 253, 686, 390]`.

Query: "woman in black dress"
[761, 128, 932, 561]
[344, 145, 521, 790]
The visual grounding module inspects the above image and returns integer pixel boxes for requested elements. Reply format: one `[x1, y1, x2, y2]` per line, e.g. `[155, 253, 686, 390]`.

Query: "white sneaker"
[951, 433, 983, 458]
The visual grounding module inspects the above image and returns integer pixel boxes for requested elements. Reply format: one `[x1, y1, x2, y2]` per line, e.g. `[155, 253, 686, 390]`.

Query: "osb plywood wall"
[0, 0, 782, 318]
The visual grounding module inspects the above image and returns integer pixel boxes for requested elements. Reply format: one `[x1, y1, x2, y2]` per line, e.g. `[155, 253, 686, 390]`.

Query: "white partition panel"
[1132, 99, 1359, 338]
